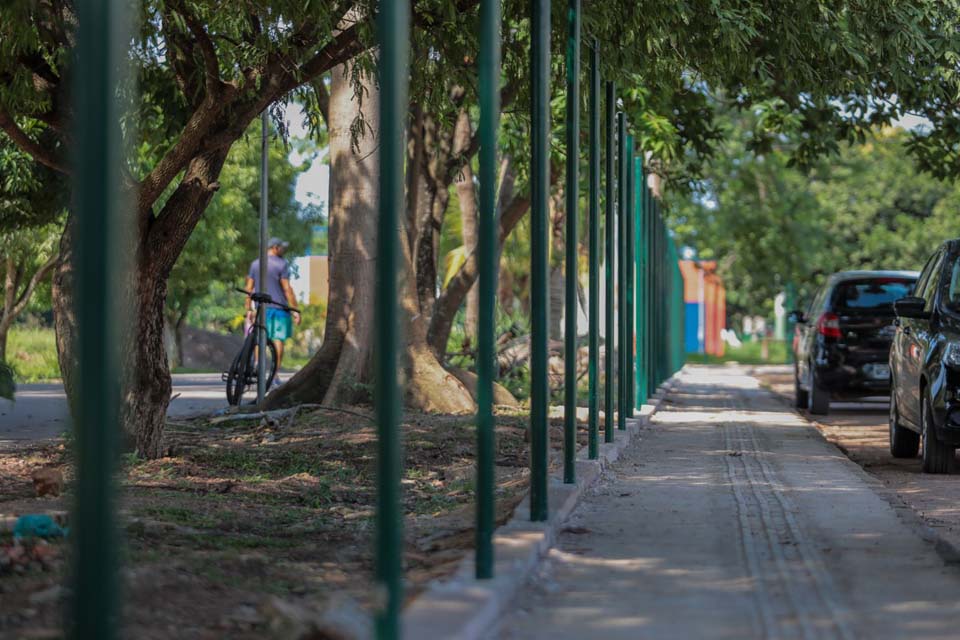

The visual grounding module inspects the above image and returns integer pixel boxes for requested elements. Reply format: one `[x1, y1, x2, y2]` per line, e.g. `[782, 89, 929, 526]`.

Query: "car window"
[806, 285, 826, 316]
[920, 253, 946, 311]
[914, 250, 941, 301]
[830, 278, 915, 314]
[943, 254, 960, 314]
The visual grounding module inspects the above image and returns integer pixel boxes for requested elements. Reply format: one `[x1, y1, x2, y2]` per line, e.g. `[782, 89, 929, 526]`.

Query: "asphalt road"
[0, 373, 229, 447]
[499, 365, 960, 639]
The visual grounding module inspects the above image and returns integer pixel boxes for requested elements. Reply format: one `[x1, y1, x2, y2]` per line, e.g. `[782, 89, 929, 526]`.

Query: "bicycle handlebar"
[235, 288, 301, 313]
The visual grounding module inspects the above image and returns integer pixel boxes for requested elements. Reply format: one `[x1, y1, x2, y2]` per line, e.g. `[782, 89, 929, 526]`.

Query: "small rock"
[32, 468, 64, 497]
[222, 604, 264, 629]
[28, 585, 63, 606]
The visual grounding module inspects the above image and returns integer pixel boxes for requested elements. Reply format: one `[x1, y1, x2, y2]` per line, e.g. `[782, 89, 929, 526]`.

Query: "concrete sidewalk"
[497, 365, 960, 639]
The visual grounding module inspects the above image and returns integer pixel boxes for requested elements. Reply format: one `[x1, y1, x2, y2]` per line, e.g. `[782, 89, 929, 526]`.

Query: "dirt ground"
[0, 405, 582, 638]
[752, 364, 960, 555]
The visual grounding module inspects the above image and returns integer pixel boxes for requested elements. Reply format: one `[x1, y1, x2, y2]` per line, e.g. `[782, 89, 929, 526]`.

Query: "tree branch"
[9, 252, 58, 320]
[0, 107, 69, 174]
[170, 0, 223, 98]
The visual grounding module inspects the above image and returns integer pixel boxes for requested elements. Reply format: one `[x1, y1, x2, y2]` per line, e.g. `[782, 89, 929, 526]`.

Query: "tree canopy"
[666, 115, 955, 319]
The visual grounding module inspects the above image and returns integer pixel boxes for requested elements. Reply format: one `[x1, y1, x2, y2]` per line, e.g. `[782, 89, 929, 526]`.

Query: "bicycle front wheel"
[225, 342, 250, 406]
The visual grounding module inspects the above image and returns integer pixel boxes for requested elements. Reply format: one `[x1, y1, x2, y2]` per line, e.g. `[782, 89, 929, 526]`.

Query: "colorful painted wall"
[679, 260, 726, 357]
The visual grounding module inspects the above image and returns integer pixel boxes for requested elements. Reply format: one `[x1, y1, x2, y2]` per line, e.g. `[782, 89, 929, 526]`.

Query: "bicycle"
[223, 288, 300, 405]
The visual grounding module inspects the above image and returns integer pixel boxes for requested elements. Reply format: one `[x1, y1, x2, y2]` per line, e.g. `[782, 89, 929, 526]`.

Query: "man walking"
[245, 237, 301, 386]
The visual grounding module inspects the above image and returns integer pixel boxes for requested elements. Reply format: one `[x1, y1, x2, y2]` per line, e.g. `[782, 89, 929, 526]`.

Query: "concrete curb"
[403, 374, 680, 640]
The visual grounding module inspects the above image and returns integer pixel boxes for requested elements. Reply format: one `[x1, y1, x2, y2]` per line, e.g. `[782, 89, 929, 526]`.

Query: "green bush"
[685, 339, 790, 365]
[0, 361, 14, 399]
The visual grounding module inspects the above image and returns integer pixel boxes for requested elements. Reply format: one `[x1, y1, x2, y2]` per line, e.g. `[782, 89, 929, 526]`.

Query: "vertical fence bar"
[616, 112, 626, 430]
[476, 0, 500, 580]
[634, 160, 646, 408]
[625, 136, 634, 418]
[653, 196, 659, 390]
[562, 0, 580, 484]
[603, 82, 615, 443]
[72, 0, 129, 636]
[257, 110, 269, 403]
[785, 281, 797, 365]
[530, 0, 551, 521]
[375, 0, 409, 635]
[646, 188, 654, 398]
[587, 42, 600, 460]
[658, 213, 666, 384]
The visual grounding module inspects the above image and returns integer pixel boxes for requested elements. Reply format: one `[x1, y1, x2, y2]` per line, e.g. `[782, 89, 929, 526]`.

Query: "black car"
[889, 240, 960, 473]
[792, 270, 918, 415]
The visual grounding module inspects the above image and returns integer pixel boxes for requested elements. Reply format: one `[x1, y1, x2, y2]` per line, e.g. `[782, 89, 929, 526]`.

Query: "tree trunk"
[458, 153, 480, 341]
[268, 69, 477, 413]
[426, 154, 545, 357]
[266, 60, 380, 407]
[0, 322, 9, 363]
[54, 149, 227, 458]
[53, 224, 177, 458]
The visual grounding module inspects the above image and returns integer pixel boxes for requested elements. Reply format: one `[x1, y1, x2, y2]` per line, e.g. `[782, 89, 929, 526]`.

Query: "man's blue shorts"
[265, 308, 293, 341]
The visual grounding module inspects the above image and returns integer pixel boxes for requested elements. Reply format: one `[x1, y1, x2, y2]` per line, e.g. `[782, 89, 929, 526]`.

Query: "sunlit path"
[497, 365, 960, 640]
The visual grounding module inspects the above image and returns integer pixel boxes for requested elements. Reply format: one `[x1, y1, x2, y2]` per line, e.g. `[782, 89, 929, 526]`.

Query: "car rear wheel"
[794, 364, 809, 409]
[889, 391, 919, 458]
[921, 396, 954, 474]
[808, 367, 829, 415]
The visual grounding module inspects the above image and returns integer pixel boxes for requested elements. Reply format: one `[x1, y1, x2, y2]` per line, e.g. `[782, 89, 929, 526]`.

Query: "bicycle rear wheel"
[255, 340, 278, 392]
[241, 335, 278, 399]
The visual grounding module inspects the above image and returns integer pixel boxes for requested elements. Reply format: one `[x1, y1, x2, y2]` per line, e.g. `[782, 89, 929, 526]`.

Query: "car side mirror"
[894, 296, 930, 320]
[788, 310, 806, 324]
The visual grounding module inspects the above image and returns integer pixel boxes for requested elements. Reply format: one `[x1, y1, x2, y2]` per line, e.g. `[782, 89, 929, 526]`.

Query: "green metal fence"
[69, 0, 687, 637]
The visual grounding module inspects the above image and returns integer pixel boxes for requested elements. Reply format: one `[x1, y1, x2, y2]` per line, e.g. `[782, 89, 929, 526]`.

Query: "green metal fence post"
[587, 42, 600, 460]
[257, 110, 269, 404]
[617, 112, 626, 431]
[651, 201, 660, 390]
[72, 0, 130, 636]
[625, 136, 634, 418]
[530, 0, 551, 521]
[562, 0, 580, 484]
[656, 214, 664, 386]
[634, 160, 646, 408]
[475, 0, 500, 580]
[603, 81, 615, 443]
[785, 281, 797, 365]
[645, 189, 653, 398]
[374, 0, 408, 635]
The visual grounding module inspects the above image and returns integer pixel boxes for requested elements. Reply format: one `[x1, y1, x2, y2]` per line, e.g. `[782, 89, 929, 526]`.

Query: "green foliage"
[6, 325, 59, 382]
[666, 112, 955, 320]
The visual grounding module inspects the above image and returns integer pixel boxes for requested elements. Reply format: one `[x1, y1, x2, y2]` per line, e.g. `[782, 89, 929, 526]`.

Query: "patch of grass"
[685, 339, 791, 365]
[138, 505, 220, 529]
[7, 326, 60, 382]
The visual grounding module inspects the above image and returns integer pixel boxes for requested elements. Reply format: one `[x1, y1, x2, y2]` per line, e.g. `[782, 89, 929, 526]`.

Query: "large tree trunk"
[268, 73, 477, 413]
[266, 61, 380, 407]
[54, 150, 227, 458]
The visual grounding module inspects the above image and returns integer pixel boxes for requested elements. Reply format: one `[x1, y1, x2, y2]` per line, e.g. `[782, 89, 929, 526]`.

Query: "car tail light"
[817, 312, 842, 339]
